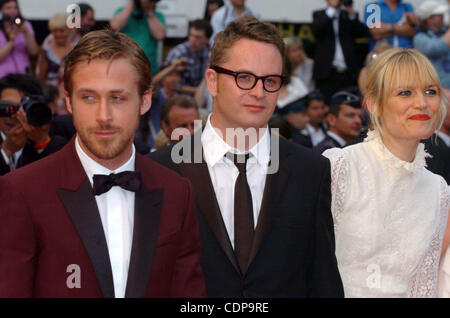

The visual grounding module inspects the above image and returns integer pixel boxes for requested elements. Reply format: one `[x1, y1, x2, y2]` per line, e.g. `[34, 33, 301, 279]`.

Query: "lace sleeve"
[409, 179, 450, 297]
[322, 148, 350, 232]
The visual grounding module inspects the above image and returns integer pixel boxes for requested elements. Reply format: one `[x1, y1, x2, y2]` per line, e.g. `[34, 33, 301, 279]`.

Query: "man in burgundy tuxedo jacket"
[0, 30, 206, 298]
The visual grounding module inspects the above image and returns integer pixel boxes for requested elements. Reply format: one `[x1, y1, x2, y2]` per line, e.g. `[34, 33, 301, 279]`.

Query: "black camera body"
[1, 13, 23, 26]
[0, 95, 52, 127]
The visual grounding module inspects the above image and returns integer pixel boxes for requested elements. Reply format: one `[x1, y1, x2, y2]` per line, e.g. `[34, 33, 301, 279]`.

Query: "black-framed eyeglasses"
[210, 65, 285, 93]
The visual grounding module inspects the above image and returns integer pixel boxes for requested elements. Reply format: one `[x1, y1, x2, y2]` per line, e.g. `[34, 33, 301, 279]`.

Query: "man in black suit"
[311, 0, 367, 103]
[150, 16, 343, 297]
[0, 74, 66, 176]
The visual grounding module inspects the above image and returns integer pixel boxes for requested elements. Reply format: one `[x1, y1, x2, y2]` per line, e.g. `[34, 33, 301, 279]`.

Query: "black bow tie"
[92, 171, 141, 196]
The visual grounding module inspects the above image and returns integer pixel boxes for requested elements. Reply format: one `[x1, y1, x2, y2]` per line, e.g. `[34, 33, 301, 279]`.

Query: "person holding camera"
[162, 19, 212, 96]
[311, 0, 367, 104]
[0, 0, 37, 78]
[110, 0, 166, 74]
[0, 74, 65, 176]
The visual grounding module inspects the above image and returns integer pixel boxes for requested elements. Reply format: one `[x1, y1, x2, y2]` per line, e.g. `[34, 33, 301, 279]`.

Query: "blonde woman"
[323, 48, 450, 297]
[283, 36, 315, 93]
[37, 13, 76, 86]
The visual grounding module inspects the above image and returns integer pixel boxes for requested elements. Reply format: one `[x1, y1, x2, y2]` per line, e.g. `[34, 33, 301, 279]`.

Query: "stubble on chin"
[77, 126, 131, 161]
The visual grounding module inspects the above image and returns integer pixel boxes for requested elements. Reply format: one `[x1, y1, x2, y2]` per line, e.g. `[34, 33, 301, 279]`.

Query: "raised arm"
[109, 1, 134, 31]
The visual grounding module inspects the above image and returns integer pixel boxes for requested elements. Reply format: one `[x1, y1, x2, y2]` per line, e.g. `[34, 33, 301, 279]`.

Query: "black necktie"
[92, 171, 141, 196]
[227, 152, 254, 274]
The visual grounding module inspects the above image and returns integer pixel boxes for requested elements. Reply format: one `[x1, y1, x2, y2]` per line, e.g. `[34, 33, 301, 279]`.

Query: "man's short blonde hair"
[64, 29, 152, 97]
[364, 48, 447, 134]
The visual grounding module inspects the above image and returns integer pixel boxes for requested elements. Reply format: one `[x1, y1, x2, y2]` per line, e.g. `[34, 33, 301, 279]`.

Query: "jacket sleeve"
[169, 178, 207, 297]
[307, 157, 344, 297]
[0, 176, 37, 297]
[311, 10, 333, 38]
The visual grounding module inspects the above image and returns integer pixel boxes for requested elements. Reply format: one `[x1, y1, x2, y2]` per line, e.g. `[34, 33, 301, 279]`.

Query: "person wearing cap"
[276, 100, 311, 148]
[313, 91, 362, 154]
[413, 0, 450, 89]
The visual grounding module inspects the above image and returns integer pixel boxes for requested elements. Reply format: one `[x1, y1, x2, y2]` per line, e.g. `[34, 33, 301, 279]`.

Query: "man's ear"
[205, 68, 218, 97]
[65, 91, 73, 115]
[161, 120, 171, 139]
[140, 89, 152, 115]
[326, 113, 337, 128]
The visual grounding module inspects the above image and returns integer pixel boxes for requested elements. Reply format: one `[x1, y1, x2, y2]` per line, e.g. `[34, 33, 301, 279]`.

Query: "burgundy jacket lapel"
[125, 154, 163, 298]
[55, 137, 115, 298]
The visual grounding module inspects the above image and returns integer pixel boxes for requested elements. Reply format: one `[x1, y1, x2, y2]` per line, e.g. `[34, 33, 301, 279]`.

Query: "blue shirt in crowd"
[163, 41, 210, 88]
[364, 0, 415, 51]
[413, 28, 450, 89]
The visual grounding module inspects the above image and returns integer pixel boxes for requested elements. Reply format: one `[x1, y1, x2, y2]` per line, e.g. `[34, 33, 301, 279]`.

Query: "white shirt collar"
[75, 135, 136, 185]
[201, 115, 270, 168]
[327, 131, 347, 147]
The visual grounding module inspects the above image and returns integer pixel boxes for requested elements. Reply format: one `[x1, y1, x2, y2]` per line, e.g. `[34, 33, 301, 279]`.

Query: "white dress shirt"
[325, 6, 347, 71]
[326, 131, 346, 147]
[303, 123, 326, 147]
[202, 117, 270, 249]
[75, 136, 135, 298]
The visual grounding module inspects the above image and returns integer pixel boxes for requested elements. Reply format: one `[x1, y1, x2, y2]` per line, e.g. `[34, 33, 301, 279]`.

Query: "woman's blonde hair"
[364, 48, 447, 135]
[283, 36, 307, 64]
[48, 13, 69, 31]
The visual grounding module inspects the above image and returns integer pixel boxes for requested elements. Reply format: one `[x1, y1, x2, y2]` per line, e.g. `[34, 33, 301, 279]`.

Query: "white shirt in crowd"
[303, 123, 326, 147]
[326, 130, 347, 147]
[325, 6, 347, 71]
[75, 136, 135, 298]
[202, 116, 269, 249]
[210, 3, 261, 40]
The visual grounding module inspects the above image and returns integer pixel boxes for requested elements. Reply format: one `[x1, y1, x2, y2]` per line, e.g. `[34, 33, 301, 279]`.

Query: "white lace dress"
[323, 130, 450, 298]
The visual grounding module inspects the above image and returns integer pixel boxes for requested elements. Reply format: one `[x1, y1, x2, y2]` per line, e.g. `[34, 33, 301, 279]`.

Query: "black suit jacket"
[313, 134, 343, 154]
[0, 134, 66, 176]
[149, 132, 344, 297]
[423, 134, 450, 184]
[311, 9, 367, 81]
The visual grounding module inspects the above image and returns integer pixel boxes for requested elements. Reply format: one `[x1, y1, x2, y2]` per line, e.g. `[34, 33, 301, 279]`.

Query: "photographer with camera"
[0, 0, 38, 78]
[162, 19, 212, 96]
[311, 0, 367, 104]
[0, 74, 65, 175]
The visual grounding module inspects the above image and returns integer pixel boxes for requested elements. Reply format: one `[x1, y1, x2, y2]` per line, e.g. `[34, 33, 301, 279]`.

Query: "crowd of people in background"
[0, 0, 449, 298]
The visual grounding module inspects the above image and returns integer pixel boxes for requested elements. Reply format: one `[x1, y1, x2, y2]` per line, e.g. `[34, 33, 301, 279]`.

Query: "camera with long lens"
[0, 95, 52, 127]
[1, 13, 23, 26]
